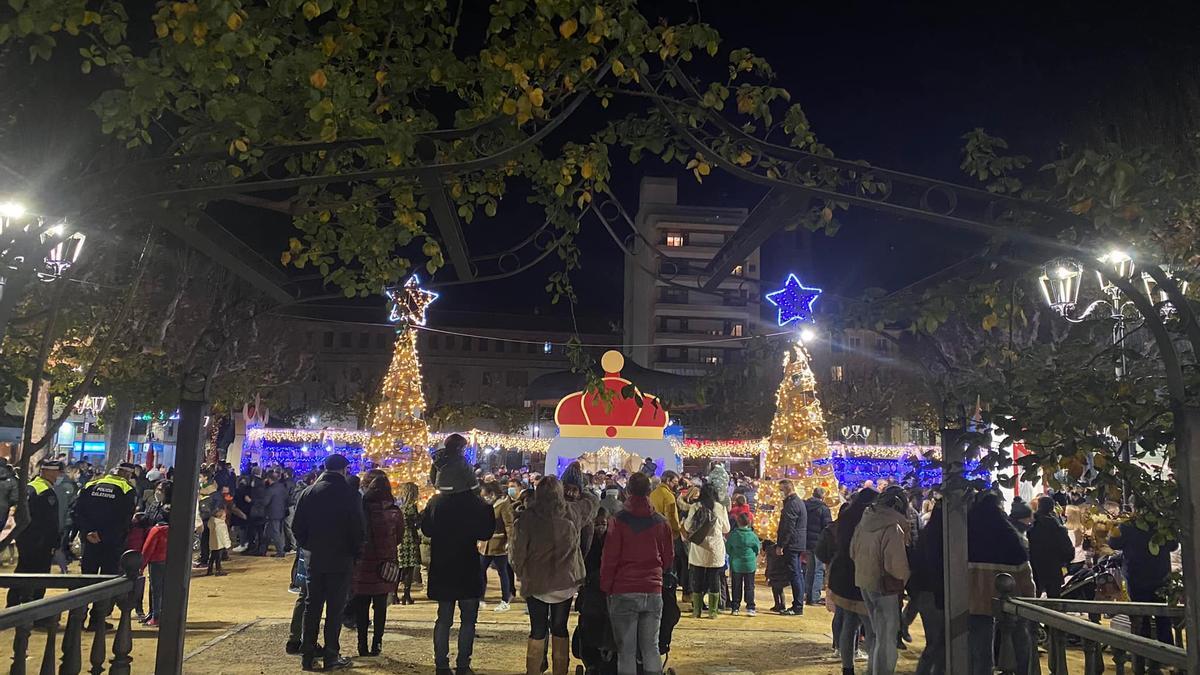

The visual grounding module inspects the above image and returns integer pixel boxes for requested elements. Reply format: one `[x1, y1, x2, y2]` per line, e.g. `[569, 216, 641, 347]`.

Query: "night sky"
[264, 1, 1200, 326]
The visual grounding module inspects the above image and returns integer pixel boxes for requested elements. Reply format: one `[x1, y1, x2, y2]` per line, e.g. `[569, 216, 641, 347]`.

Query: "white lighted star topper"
[387, 275, 439, 326]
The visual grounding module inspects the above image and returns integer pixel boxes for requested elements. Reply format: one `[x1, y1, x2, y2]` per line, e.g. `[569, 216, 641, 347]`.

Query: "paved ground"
[0, 554, 953, 673]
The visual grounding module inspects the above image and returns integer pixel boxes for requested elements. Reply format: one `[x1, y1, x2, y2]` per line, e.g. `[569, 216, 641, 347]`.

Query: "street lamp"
[0, 200, 86, 343]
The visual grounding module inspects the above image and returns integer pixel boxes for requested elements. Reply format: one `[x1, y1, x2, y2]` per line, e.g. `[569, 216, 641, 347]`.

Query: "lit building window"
[831, 365, 844, 382]
[731, 264, 744, 276]
[665, 232, 685, 247]
[731, 323, 744, 337]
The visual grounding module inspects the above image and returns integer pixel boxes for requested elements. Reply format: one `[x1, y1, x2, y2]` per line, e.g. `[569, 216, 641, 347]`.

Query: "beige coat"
[208, 515, 232, 550]
[683, 502, 730, 568]
[480, 496, 515, 556]
[849, 506, 910, 593]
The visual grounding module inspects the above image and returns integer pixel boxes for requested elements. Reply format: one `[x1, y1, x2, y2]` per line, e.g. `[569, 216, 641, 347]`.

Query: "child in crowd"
[730, 493, 753, 528]
[763, 538, 790, 613]
[726, 512, 761, 615]
[207, 505, 231, 576]
[141, 516, 170, 627]
[126, 512, 151, 620]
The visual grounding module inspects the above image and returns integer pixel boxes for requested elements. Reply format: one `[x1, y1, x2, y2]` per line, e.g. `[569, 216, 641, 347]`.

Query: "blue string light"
[765, 274, 822, 326]
[805, 456, 989, 489]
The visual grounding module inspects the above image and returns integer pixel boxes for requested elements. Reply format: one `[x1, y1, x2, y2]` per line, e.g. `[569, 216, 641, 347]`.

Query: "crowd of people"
[0, 441, 1182, 675]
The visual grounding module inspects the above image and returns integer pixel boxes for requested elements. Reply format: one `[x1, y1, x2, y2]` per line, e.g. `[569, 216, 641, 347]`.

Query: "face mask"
[508, 487, 518, 498]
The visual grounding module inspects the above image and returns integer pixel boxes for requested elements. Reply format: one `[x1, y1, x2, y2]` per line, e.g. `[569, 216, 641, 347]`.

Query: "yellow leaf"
[735, 150, 752, 166]
[234, 138, 248, 152]
[611, 59, 625, 76]
[226, 12, 242, 31]
[587, 31, 601, 44]
[155, 21, 169, 38]
[1070, 197, 1093, 215]
[83, 11, 101, 25]
[821, 206, 833, 222]
[601, 97, 609, 108]
[580, 161, 593, 179]
[529, 87, 544, 107]
[430, 66, 442, 82]
[280, 251, 292, 265]
[172, 29, 186, 43]
[387, 151, 403, 166]
[302, 1, 321, 19]
[309, 69, 328, 90]
[559, 18, 578, 39]
[697, 162, 711, 176]
[319, 211, 331, 223]
[375, 70, 387, 85]
[321, 35, 336, 56]
[581, 56, 597, 73]
[502, 98, 517, 115]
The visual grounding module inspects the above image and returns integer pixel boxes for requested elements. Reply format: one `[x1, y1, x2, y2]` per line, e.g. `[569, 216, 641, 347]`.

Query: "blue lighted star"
[387, 274, 439, 326]
[765, 274, 822, 326]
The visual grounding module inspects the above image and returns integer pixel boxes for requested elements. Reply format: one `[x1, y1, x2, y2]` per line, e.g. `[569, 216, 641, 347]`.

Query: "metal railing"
[0, 550, 143, 675]
[993, 572, 1187, 674]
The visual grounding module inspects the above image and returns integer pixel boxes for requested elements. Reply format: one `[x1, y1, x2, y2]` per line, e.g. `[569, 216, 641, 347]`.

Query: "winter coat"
[480, 496, 515, 557]
[776, 493, 808, 553]
[265, 480, 289, 520]
[511, 498, 585, 598]
[142, 524, 169, 566]
[292, 472, 366, 574]
[764, 545, 791, 587]
[0, 464, 18, 524]
[726, 526, 761, 574]
[910, 504, 945, 608]
[683, 501, 729, 568]
[967, 496, 1033, 615]
[566, 489, 600, 557]
[804, 497, 832, 550]
[707, 465, 731, 509]
[208, 515, 232, 550]
[1027, 513, 1075, 595]
[125, 516, 150, 556]
[352, 498, 405, 596]
[649, 484, 681, 537]
[729, 503, 753, 528]
[1109, 522, 1178, 597]
[599, 495, 675, 595]
[53, 476, 78, 530]
[849, 506, 911, 594]
[249, 479, 268, 521]
[231, 481, 252, 527]
[421, 490, 495, 601]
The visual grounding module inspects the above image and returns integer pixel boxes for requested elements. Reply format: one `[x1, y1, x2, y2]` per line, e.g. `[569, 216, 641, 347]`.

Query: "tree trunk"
[105, 396, 135, 470]
[24, 378, 53, 462]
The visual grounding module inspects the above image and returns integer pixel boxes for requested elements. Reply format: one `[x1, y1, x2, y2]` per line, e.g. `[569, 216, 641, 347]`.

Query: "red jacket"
[142, 524, 169, 566]
[730, 503, 754, 527]
[600, 495, 675, 595]
[352, 499, 405, 596]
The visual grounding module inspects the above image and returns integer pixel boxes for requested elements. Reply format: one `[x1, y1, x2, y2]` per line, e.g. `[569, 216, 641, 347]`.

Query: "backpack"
[686, 506, 715, 544]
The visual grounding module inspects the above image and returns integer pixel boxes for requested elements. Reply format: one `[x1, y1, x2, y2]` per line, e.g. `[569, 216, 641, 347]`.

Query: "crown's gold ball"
[601, 350, 625, 373]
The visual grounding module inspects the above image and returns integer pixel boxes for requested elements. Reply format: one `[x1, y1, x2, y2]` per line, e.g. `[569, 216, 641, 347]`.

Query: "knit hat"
[436, 461, 479, 495]
[323, 454, 350, 472]
[1010, 498, 1033, 520]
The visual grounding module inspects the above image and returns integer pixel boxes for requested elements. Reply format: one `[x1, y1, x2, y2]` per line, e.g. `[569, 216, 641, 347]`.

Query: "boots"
[525, 638, 547, 674]
[551, 636, 570, 675]
[690, 593, 703, 619]
[707, 592, 720, 619]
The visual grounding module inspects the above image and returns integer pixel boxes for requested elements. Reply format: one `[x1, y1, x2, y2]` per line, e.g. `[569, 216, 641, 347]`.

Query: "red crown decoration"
[554, 351, 669, 440]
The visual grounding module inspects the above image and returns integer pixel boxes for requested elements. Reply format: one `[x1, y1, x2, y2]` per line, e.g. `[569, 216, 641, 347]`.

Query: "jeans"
[263, 518, 285, 555]
[608, 592, 663, 675]
[434, 598, 480, 670]
[480, 554, 513, 603]
[968, 615, 995, 675]
[730, 572, 756, 611]
[289, 578, 308, 644]
[863, 590, 900, 674]
[914, 591, 944, 675]
[527, 596, 572, 639]
[303, 570, 352, 658]
[148, 562, 166, 620]
[839, 609, 875, 669]
[785, 550, 805, 611]
[803, 551, 823, 603]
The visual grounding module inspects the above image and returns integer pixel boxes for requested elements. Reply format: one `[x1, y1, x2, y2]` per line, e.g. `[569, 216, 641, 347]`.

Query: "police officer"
[6, 459, 64, 607]
[72, 462, 138, 575]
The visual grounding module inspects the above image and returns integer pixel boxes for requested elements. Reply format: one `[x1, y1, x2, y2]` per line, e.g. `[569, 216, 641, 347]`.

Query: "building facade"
[623, 177, 761, 375]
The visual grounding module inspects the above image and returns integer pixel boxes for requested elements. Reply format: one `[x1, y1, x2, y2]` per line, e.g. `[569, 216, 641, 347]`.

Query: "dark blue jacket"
[804, 497, 832, 550]
[776, 493, 808, 553]
[293, 472, 366, 573]
[1109, 522, 1177, 597]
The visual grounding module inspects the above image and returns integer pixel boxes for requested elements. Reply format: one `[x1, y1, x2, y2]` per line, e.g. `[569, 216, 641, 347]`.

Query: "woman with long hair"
[828, 487, 879, 675]
[682, 482, 730, 619]
[396, 481, 422, 605]
[350, 474, 404, 656]
[511, 475, 586, 675]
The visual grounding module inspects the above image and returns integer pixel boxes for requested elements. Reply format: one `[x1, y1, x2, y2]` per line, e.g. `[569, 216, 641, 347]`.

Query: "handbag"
[378, 559, 401, 585]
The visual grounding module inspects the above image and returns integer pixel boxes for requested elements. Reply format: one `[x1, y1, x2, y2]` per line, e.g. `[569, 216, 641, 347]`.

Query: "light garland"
[247, 427, 375, 446]
[245, 444, 369, 476]
[829, 442, 941, 460]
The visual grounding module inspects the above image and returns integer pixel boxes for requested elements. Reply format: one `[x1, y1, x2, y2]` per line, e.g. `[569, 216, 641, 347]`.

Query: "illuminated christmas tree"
[367, 275, 437, 485]
[755, 342, 837, 539]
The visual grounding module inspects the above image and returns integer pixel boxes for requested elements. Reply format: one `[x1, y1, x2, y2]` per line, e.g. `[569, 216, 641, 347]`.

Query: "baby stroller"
[572, 571, 680, 675]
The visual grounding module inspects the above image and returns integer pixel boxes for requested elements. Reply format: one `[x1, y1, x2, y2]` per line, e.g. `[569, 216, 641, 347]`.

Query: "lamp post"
[0, 200, 86, 344]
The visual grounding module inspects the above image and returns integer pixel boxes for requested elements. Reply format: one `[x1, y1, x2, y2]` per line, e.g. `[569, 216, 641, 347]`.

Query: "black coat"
[967, 498, 1028, 565]
[265, 480, 289, 520]
[1109, 522, 1178, 597]
[910, 505, 945, 608]
[804, 497, 832, 550]
[1027, 514, 1074, 594]
[776, 493, 808, 553]
[292, 472, 366, 574]
[420, 491, 495, 601]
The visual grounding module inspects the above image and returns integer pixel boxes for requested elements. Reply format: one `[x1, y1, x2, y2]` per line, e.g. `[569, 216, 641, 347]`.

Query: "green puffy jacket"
[727, 525, 761, 574]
